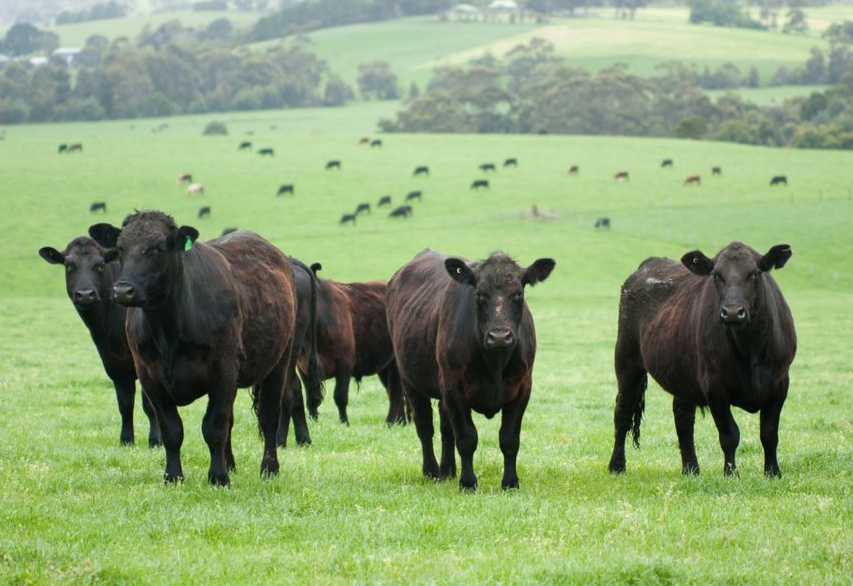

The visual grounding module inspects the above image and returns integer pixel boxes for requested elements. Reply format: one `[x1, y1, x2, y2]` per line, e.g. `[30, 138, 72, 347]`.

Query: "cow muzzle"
[719, 304, 748, 326]
[73, 289, 99, 306]
[485, 328, 515, 350]
[113, 282, 141, 306]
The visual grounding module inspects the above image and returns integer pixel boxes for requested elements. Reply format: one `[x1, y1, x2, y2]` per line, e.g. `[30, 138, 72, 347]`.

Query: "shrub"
[203, 120, 228, 135]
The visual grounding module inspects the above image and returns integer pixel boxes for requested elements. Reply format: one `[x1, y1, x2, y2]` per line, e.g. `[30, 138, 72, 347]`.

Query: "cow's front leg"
[443, 392, 478, 491]
[499, 390, 530, 490]
[141, 375, 184, 483]
[708, 398, 740, 476]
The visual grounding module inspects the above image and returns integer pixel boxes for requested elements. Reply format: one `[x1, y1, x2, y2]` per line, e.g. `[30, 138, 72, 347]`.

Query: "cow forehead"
[475, 258, 524, 290]
[716, 243, 759, 273]
[119, 214, 175, 245]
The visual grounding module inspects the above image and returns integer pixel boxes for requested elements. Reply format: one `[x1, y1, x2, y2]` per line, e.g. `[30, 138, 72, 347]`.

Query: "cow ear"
[39, 246, 65, 265]
[445, 258, 476, 287]
[523, 258, 556, 287]
[89, 223, 121, 248]
[173, 226, 199, 251]
[310, 262, 322, 275]
[104, 249, 119, 263]
[681, 250, 714, 276]
[759, 244, 792, 271]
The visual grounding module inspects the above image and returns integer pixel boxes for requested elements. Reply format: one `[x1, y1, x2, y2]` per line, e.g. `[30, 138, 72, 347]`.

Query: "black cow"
[377, 196, 392, 207]
[595, 217, 611, 229]
[258, 148, 274, 156]
[238, 141, 252, 150]
[406, 191, 422, 202]
[355, 203, 371, 215]
[389, 205, 412, 218]
[326, 160, 342, 170]
[661, 159, 674, 168]
[386, 250, 555, 490]
[198, 206, 211, 219]
[503, 158, 518, 167]
[277, 184, 294, 196]
[770, 175, 788, 186]
[340, 213, 357, 226]
[38, 237, 161, 447]
[90, 211, 304, 485]
[58, 143, 68, 154]
[479, 163, 496, 172]
[413, 166, 429, 177]
[90, 202, 107, 214]
[712, 166, 722, 176]
[609, 241, 796, 477]
[370, 139, 382, 148]
[470, 179, 489, 190]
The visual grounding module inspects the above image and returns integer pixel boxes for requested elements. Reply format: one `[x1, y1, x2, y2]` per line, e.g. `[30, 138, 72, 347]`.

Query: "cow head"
[89, 210, 198, 308]
[445, 252, 555, 352]
[39, 237, 113, 310]
[682, 241, 791, 327]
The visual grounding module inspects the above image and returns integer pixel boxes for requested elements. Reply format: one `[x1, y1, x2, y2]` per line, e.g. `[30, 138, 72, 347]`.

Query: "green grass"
[1, 103, 852, 584]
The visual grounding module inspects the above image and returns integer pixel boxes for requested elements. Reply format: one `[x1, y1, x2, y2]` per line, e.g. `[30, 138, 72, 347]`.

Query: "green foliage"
[0, 22, 58, 57]
[202, 120, 228, 135]
[55, 2, 127, 26]
[675, 115, 709, 139]
[357, 61, 399, 100]
[688, 0, 765, 29]
[324, 74, 355, 106]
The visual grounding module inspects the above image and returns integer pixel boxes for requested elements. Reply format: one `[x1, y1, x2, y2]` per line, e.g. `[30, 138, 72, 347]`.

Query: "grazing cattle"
[89, 202, 107, 214]
[712, 166, 722, 176]
[684, 175, 701, 186]
[503, 158, 518, 167]
[198, 206, 211, 219]
[608, 241, 796, 477]
[377, 195, 392, 207]
[614, 171, 629, 181]
[595, 217, 611, 229]
[325, 160, 342, 170]
[661, 159, 674, 168]
[370, 139, 382, 148]
[89, 212, 301, 485]
[386, 250, 555, 490]
[340, 213, 357, 226]
[221, 227, 237, 236]
[389, 205, 412, 219]
[355, 203, 371, 215]
[568, 165, 579, 175]
[298, 264, 406, 425]
[258, 148, 275, 156]
[470, 179, 489, 190]
[185, 183, 204, 196]
[479, 163, 496, 172]
[406, 191, 422, 202]
[38, 237, 161, 447]
[359, 137, 370, 145]
[770, 175, 788, 186]
[176, 173, 193, 184]
[413, 166, 430, 177]
[277, 184, 294, 196]
[58, 143, 68, 154]
[68, 143, 83, 153]
[238, 141, 252, 150]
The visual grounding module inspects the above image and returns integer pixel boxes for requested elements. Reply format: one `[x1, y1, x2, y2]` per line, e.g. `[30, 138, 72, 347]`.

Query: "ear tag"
[456, 267, 462, 274]
[184, 237, 192, 251]
[693, 257, 699, 264]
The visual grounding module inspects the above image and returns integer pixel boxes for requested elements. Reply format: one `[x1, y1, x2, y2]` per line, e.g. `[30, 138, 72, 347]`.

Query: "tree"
[674, 115, 708, 139]
[323, 75, 354, 106]
[357, 61, 399, 99]
[612, 0, 648, 20]
[2, 23, 53, 56]
[823, 21, 853, 45]
[744, 67, 760, 88]
[783, 6, 808, 34]
[408, 81, 420, 99]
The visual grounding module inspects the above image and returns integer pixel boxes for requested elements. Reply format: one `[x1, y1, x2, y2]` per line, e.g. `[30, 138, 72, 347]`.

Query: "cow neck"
[140, 252, 187, 346]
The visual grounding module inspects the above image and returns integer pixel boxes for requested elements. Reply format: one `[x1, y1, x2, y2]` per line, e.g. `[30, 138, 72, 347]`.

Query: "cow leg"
[276, 394, 291, 449]
[708, 400, 740, 476]
[141, 378, 184, 483]
[225, 411, 236, 472]
[608, 360, 647, 474]
[406, 387, 440, 480]
[438, 401, 456, 479]
[380, 365, 406, 426]
[443, 394, 478, 491]
[113, 377, 136, 446]
[499, 391, 530, 490]
[761, 380, 788, 478]
[289, 374, 312, 446]
[258, 360, 288, 479]
[140, 389, 162, 448]
[672, 397, 699, 475]
[333, 363, 352, 425]
[202, 381, 238, 486]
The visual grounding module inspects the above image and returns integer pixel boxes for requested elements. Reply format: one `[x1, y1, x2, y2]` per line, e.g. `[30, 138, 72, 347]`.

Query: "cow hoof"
[120, 437, 134, 446]
[339, 419, 350, 427]
[260, 460, 279, 478]
[459, 481, 477, 493]
[723, 464, 739, 477]
[764, 468, 781, 479]
[163, 473, 184, 484]
[148, 438, 163, 449]
[608, 464, 626, 475]
[501, 478, 519, 490]
[296, 438, 312, 447]
[208, 473, 230, 487]
[681, 465, 700, 476]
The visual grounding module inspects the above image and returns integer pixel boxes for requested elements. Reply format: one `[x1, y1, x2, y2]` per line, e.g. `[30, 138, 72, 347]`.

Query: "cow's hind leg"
[333, 363, 352, 425]
[499, 390, 530, 490]
[257, 360, 288, 479]
[672, 397, 699, 475]
[608, 356, 647, 474]
[406, 387, 440, 480]
[438, 401, 456, 479]
[290, 374, 311, 446]
[140, 388, 162, 448]
[380, 365, 407, 426]
[761, 378, 788, 478]
[708, 399, 740, 476]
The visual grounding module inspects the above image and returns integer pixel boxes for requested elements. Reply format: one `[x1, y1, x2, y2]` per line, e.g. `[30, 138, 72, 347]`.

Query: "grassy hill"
[0, 103, 851, 584]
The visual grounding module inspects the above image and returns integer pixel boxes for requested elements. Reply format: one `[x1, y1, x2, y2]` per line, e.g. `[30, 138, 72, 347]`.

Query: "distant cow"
[614, 171, 629, 181]
[90, 211, 307, 485]
[68, 143, 83, 153]
[386, 250, 555, 490]
[712, 166, 722, 176]
[258, 148, 274, 156]
[684, 175, 701, 186]
[355, 203, 371, 215]
[221, 227, 238, 236]
[325, 160, 342, 170]
[595, 217, 610, 229]
[185, 183, 204, 196]
[58, 143, 68, 154]
[770, 175, 787, 186]
[406, 191, 422, 202]
[298, 264, 406, 425]
[359, 137, 370, 145]
[389, 205, 412, 219]
[238, 141, 252, 150]
[340, 213, 357, 226]
[38, 237, 161, 447]
[568, 165, 579, 175]
[277, 184, 294, 196]
[470, 179, 489, 190]
[608, 241, 796, 477]
[370, 139, 382, 148]
[176, 173, 193, 184]
[661, 159, 674, 168]
[503, 158, 518, 167]
[413, 166, 429, 177]
[198, 206, 211, 219]
[479, 163, 496, 172]
[89, 202, 107, 214]
[377, 196, 392, 207]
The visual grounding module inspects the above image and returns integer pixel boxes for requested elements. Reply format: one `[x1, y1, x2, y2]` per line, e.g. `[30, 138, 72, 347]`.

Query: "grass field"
[1, 103, 852, 584]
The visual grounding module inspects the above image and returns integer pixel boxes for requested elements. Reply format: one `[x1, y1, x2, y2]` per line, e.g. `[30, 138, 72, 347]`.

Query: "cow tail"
[631, 373, 647, 449]
[304, 262, 323, 416]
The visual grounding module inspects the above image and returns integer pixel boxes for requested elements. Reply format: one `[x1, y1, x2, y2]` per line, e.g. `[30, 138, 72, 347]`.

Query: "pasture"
[1, 103, 852, 584]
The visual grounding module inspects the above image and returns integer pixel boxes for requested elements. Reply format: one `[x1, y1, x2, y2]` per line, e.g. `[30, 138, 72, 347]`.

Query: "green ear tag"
[184, 236, 192, 251]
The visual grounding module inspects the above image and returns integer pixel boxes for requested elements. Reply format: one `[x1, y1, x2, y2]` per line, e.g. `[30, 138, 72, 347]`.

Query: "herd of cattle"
[39, 202, 797, 489]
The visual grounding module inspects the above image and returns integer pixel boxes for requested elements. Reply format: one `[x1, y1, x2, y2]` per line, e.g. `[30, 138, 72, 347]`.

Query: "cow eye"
[94, 263, 105, 273]
[65, 264, 76, 273]
[752, 271, 761, 280]
[514, 291, 524, 301]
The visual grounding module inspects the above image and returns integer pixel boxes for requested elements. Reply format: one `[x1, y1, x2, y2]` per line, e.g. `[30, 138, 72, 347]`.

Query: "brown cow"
[386, 250, 555, 490]
[614, 171, 629, 181]
[684, 175, 701, 185]
[609, 241, 796, 477]
[568, 165, 579, 175]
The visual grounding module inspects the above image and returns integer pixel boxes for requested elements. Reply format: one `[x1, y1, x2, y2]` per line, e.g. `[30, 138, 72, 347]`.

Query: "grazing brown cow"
[297, 264, 405, 425]
[614, 171, 629, 181]
[89, 211, 301, 485]
[609, 241, 796, 477]
[359, 137, 370, 145]
[38, 237, 161, 447]
[68, 143, 83, 152]
[684, 175, 701, 186]
[386, 250, 555, 490]
[389, 205, 412, 218]
[568, 165, 579, 175]
[176, 173, 192, 184]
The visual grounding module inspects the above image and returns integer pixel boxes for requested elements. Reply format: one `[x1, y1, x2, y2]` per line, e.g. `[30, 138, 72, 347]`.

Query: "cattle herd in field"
[43, 143, 798, 490]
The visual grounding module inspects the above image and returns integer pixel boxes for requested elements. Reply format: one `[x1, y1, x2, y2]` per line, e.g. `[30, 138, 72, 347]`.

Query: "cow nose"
[720, 304, 747, 324]
[486, 329, 514, 349]
[113, 283, 136, 304]
[74, 289, 98, 305]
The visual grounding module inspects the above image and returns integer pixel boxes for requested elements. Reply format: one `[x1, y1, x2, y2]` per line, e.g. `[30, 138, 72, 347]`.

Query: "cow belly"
[156, 358, 211, 406]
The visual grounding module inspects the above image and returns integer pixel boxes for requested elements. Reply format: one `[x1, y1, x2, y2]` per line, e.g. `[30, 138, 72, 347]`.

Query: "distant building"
[448, 3, 483, 21]
[0, 53, 9, 68]
[488, 0, 519, 12]
[29, 56, 49, 66]
[52, 47, 81, 66]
